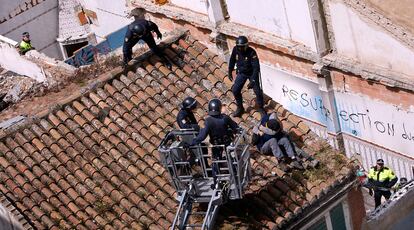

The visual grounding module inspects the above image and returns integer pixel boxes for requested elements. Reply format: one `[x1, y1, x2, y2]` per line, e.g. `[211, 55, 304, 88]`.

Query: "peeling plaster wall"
[79, 0, 132, 43]
[0, 0, 61, 59]
[225, 0, 317, 51]
[170, 0, 208, 14]
[329, 0, 414, 78]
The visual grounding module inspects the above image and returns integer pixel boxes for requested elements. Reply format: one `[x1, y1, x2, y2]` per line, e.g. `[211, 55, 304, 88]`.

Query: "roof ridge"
[342, 0, 414, 51]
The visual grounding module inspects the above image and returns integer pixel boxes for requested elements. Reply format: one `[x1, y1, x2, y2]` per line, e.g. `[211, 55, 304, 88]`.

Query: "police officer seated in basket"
[190, 99, 240, 189]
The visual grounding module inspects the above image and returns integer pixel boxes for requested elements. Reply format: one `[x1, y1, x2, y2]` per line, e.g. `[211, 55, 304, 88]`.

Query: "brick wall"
[347, 186, 366, 230]
[331, 70, 414, 110]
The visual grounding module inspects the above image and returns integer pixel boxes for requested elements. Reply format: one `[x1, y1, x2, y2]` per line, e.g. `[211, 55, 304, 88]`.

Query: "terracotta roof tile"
[0, 34, 354, 230]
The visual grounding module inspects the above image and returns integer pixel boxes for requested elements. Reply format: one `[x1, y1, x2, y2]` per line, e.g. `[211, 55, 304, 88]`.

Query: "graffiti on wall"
[65, 26, 128, 67]
[261, 65, 334, 127]
[261, 63, 414, 156]
[336, 93, 414, 155]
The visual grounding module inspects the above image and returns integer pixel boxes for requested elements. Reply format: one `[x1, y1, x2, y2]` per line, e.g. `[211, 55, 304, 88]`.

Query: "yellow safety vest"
[368, 166, 396, 183]
[19, 40, 32, 53]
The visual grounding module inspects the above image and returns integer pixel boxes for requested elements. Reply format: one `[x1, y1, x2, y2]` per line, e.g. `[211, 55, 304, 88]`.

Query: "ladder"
[171, 184, 223, 230]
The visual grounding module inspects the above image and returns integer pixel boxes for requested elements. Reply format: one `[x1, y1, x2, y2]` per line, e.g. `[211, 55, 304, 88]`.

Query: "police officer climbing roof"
[191, 98, 240, 146]
[123, 19, 172, 69]
[367, 159, 398, 209]
[176, 97, 200, 131]
[228, 36, 265, 117]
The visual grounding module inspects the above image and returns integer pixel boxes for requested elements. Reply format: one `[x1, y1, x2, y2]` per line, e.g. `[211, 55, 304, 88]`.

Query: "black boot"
[232, 106, 245, 117]
[257, 107, 266, 117]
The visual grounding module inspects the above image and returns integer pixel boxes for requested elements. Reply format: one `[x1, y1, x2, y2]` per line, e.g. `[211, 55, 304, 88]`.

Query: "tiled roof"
[0, 34, 355, 229]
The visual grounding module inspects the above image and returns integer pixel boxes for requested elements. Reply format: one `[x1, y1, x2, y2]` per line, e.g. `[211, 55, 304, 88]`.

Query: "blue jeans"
[261, 137, 295, 159]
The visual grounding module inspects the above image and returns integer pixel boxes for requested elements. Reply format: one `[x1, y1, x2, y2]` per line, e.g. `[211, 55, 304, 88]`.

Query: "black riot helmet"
[181, 97, 198, 110]
[236, 36, 248, 52]
[208, 98, 222, 116]
[131, 24, 146, 37]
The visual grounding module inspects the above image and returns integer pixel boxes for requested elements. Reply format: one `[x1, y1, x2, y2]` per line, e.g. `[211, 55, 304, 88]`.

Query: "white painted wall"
[170, 0, 208, 14]
[0, 0, 62, 59]
[261, 64, 334, 126]
[335, 92, 414, 158]
[226, 0, 317, 51]
[261, 63, 414, 179]
[0, 38, 46, 82]
[78, 0, 132, 43]
[329, 1, 414, 77]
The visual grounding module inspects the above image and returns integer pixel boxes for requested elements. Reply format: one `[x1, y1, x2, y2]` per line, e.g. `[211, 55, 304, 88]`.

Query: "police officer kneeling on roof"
[228, 36, 265, 117]
[177, 97, 200, 131]
[367, 159, 398, 209]
[251, 113, 303, 170]
[123, 19, 172, 69]
[190, 99, 240, 188]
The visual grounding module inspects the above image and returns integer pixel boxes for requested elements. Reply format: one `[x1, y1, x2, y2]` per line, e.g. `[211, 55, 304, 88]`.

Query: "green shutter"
[330, 203, 347, 230]
[307, 218, 328, 230]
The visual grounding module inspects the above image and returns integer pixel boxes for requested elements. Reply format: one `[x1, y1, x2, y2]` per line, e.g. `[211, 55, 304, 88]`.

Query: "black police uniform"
[191, 114, 239, 184]
[176, 109, 200, 131]
[122, 19, 165, 65]
[228, 46, 264, 110]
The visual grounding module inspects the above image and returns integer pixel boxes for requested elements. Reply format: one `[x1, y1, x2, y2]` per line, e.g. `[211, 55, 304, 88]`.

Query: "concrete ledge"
[322, 53, 414, 91]
[131, 0, 214, 30]
[217, 22, 319, 62]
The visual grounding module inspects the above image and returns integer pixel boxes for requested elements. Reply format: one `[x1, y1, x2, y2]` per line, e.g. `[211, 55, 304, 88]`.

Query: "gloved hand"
[156, 32, 162, 40]
[228, 71, 233, 81]
[368, 189, 373, 196]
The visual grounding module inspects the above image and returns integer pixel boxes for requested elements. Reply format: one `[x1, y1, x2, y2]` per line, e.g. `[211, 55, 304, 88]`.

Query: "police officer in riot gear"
[191, 98, 240, 187]
[177, 97, 200, 131]
[123, 19, 172, 69]
[228, 36, 265, 117]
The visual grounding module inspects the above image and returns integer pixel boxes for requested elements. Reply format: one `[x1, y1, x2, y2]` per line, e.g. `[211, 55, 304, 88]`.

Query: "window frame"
[301, 196, 353, 230]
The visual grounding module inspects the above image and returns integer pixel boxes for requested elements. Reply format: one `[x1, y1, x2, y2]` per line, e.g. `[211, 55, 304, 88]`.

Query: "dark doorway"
[64, 41, 88, 57]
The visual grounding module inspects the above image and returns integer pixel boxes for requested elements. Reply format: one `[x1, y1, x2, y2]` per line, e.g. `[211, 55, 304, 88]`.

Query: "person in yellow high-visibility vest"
[17, 32, 34, 55]
[368, 159, 398, 208]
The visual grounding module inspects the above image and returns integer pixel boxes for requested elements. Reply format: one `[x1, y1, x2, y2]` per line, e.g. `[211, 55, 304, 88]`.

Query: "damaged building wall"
[328, 0, 414, 78]
[0, 0, 61, 59]
[78, 0, 132, 44]
[225, 0, 317, 52]
[130, 0, 414, 179]
[170, 0, 208, 14]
